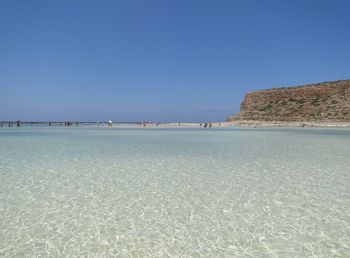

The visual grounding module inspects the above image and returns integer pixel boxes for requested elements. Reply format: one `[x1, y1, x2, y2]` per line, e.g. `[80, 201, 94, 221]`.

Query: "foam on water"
[0, 127, 349, 257]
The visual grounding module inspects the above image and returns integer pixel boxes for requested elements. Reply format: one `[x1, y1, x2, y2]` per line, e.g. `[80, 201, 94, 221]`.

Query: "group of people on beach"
[200, 123, 212, 128]
[64, 122, 73, 126]
[136, 121, 168, 127]
[1, 121, 218, 128]
[51, 122, 78, 126]
[137, 122, 148, 127]
[0, 121, 21, 127]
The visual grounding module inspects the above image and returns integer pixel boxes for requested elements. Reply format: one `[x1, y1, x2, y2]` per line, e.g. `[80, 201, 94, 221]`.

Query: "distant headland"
[227, 79, 350, 126]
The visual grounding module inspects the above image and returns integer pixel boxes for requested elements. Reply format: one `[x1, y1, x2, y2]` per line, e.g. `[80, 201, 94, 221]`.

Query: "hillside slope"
[229, 80, 350, 122]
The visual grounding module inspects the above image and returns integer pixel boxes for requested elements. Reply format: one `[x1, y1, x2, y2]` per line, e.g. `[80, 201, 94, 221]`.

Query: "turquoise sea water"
[0, 126, 349, 257]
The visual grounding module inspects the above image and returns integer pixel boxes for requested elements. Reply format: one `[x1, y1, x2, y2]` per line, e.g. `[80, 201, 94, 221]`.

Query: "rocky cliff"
[229, 80, 350, 122]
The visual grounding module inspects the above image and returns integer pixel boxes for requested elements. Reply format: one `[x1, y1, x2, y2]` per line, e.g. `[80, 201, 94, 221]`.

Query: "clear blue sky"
[1, 0, 349, 122]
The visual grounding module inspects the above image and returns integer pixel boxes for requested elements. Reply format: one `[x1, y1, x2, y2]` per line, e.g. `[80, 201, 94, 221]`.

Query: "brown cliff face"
[230, 80, 350, 122]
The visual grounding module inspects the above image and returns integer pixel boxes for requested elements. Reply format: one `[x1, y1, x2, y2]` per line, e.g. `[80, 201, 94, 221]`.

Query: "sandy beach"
[113, 121, 350, 129]
[224, 120, 350, 128]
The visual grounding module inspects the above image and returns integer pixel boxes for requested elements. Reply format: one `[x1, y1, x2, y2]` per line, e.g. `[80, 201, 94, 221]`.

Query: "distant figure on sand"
[108, 120, 113, 127]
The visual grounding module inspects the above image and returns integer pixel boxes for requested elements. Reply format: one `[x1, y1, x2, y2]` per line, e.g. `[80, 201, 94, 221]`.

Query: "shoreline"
[2, 121, 350, 129]
[226, 120, 350, 128]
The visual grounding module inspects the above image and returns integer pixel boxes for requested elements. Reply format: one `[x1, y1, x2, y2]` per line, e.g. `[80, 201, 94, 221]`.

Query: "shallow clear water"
[0, 127, 349, 257]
